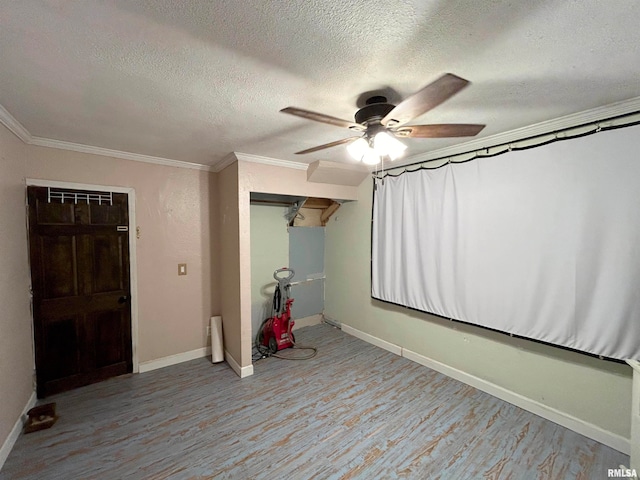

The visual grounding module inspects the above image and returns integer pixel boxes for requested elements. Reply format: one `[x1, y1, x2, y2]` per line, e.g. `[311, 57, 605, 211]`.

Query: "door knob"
[118, 296, 129, 304]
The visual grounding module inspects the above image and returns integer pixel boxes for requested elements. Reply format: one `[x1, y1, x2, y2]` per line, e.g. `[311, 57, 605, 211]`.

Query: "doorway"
[27, 182, 138, 397]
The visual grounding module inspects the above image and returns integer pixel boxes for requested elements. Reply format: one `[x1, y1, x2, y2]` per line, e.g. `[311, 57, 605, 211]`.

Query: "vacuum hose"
[277, 313, 317, 360]
[273, 284, 281, 315]
[253, 309, 318, 361]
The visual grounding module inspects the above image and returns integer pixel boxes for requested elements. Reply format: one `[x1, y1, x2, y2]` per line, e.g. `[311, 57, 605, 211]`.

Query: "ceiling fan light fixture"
[373, 131, 407, 160]
[346, 137, 369, 160]
[361, 148, 380, 165]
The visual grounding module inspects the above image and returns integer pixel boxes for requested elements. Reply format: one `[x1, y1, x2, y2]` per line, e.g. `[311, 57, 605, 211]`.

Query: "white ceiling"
[1, 1, 640, 171]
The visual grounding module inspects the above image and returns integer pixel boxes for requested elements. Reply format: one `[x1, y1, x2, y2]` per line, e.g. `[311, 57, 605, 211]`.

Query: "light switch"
[178, 263, 187, 276]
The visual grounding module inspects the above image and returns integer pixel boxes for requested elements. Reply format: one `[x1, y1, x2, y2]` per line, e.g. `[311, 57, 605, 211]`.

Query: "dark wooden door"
[27, 186, 132, 398]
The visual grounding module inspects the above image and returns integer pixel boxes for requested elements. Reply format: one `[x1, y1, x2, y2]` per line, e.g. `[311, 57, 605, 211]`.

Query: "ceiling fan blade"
[393, 124, 486, 138]
[281, 107, 364, 130]
[381, 73, 470, 127]
[295, 136, 360, 154]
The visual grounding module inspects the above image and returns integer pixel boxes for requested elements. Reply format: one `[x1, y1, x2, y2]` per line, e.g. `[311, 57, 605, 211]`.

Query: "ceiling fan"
[280, 73, 485, 165]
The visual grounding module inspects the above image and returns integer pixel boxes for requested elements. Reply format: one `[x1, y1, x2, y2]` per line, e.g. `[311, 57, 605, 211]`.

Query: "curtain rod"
[372, 110, 640, 179]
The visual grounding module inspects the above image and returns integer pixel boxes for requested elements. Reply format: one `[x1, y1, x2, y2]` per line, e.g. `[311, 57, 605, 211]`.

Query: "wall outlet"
[178, 263, 187, 276]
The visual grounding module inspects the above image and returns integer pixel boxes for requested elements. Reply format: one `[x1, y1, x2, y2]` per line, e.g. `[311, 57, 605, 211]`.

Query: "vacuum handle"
[273, 267, 295, 282]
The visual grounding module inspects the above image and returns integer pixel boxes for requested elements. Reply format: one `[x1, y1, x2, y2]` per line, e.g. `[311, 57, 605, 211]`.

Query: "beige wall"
[0, 125, 35, 450]
[1, 122, 220, 453]
[218, 162, 242, 365]
[1, 121, 221, 452]
[239, 160, 361, 199]
[325, 177, 633, 440]
[23, 145, 219, 364]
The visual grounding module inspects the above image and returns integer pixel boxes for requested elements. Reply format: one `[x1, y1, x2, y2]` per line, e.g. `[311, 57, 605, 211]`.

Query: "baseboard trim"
[225, 350, 254, 378]
[139, 346, 212, 373]
[0, 391, 36, 471]
[322, 315, 342, 329]
[342, 324, 402, 356]
[341, 323, 629, 455]
[402, 348, 629, 454]
[293, 314, 323, 330]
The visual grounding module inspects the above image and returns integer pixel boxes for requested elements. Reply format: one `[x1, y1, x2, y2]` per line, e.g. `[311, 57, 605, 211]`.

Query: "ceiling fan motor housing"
[355, 98, 395, 125]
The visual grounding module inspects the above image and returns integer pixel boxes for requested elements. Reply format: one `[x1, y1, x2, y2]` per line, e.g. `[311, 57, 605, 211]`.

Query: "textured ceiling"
[1, 0, 640, 169]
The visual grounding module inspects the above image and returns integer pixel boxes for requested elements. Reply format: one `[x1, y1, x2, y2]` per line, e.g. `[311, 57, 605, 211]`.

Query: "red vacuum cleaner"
[259, 267, 296, 354]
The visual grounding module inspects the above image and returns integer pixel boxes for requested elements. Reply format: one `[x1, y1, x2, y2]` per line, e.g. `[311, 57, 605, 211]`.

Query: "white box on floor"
[211, 316, 224, 363]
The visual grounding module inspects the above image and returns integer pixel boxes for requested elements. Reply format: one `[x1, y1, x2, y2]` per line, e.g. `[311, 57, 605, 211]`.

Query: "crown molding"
[403, 95, 640, 165]
[5, 95, 640, 175]
[0, 103, 216, 172]
[29, 136, 214, 171]
[211, 152, 239, 172]
[234, 152, 307, 170]
[0, 104, 32, 143]
[0, 103, 307, 173]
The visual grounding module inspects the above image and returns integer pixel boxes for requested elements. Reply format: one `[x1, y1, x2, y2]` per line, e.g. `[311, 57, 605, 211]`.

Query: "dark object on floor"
[24, 403, 58, 434]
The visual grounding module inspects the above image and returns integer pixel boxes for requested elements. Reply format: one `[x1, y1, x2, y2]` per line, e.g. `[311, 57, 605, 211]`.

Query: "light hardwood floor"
[1, 323, 628, 479]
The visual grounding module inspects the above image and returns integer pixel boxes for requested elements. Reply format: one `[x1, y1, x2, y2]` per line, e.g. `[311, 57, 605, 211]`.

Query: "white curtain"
[372, 124, 640, 360]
